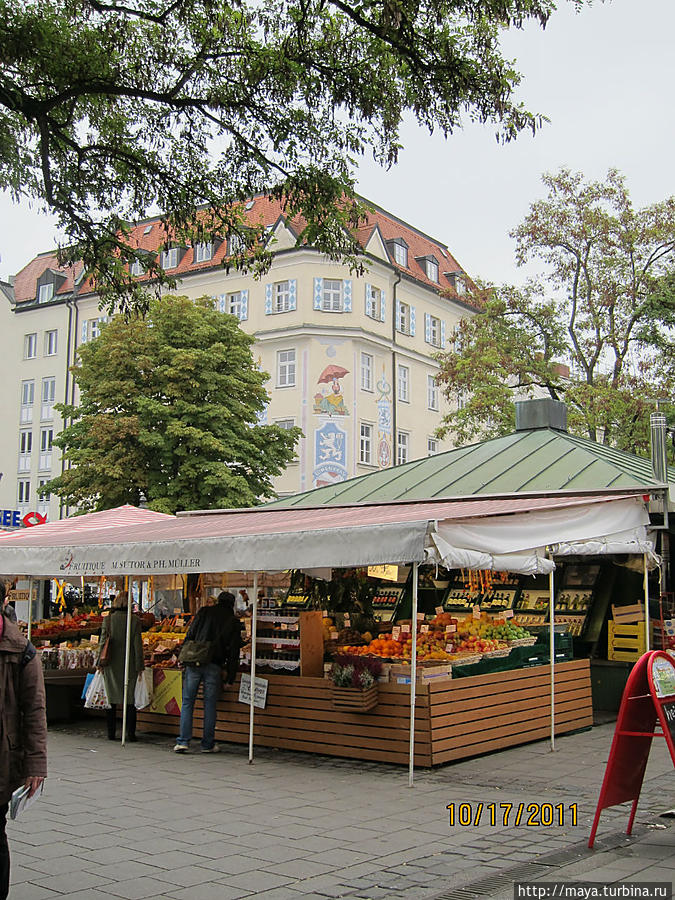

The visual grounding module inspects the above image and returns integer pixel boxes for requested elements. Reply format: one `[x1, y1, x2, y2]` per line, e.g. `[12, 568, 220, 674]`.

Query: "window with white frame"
[397, 365, 409, 402]
[427, 437, 438, 456]
[130, 258, 144, 276]
[274, 281, 292, 313]
[89, 318, 102, 340]
[397, 431, 409, 466]
[360, 353, 373, 391]
[17, 480, 30, 505]
[228, 234, 244, 255]
[322, 279, 343, 311]
[45, 330, 58, 356]
[227, 292, 243, 318]
[24, 333, 37, 359]
[39, 427, 53, 470]
[427, 374, 439, 411]
[276, 349, 296, 387]
[426, 259, 439, 283]
[392, 241, 408, 267]
[366, 285, 382, 320]
[275, 418, 295, 430]
[18, 430, 32, 472]
[38, 478, 51, 503]
[194, 241, 213, 263]
[160, 247, 179, 269]
[41, 377, 56, 420]
[20, 380, 34, 424]
[428, 314, 441, 348]
[38, 282, 54, 304]
[396, 302, 410, 335]
[359, 422, 373, 465]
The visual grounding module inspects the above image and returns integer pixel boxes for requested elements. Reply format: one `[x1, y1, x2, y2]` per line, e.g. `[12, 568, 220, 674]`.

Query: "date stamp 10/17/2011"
[447, 802, 579, 828]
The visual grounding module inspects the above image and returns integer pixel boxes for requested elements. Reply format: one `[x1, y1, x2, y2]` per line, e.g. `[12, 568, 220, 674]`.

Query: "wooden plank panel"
[429, 680, 590, 721]
[428, 664, 589, 703]
[431, 687, 592, 731]
[427, 659, 588, 693]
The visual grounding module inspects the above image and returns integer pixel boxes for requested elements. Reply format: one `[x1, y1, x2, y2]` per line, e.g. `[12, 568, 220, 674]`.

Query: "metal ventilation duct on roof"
[650, 413, 668, 483]
[515, 398, 567, 432]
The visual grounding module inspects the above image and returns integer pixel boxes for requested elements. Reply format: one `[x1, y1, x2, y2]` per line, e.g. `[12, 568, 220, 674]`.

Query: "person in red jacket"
[0, 587, 48, 900]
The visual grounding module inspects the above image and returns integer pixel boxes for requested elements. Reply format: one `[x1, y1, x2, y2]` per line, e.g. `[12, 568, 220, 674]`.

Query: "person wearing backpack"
[174, 591, 242, 754]
[0, 588, 47, 900]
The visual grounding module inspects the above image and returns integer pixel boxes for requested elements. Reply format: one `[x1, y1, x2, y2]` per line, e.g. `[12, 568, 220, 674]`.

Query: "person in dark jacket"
[0, 608, 47, 900]
[98, 592, 144, 742]
[174, 591, 242, 754]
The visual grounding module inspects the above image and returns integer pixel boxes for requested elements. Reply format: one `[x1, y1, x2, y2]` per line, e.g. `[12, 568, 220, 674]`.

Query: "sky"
[1, 0, 674, 286]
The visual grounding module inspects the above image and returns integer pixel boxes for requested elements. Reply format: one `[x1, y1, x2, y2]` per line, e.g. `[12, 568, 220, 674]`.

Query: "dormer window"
[447, 271, 467, 296]
[130, 259, 144, 277]
[416, 255, 439, 283]
[194, 242, 213, 263]
[38, 282, 54, 303]
[228, 234, 244, 255]
[388, 239, 408, 268]
[161, 247, 179, 269]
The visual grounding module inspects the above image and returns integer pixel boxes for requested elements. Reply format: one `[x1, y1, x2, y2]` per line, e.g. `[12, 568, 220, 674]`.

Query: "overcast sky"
[1, 0, 674, 286]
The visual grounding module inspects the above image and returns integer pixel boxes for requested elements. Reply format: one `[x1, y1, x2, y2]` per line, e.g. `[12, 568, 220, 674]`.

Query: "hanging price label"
[445, 624, 456, 633]
[473, 606, 481, 620]
[173, 607, 182, 614]
[504, 609, 514, 619]
[401, 623, 411, 633]
[322, 610, 328, 617]
[416, 612, 425, 621]
[392, 626, 401, 639]
[435, 606, 444, 615]
[420, 624, 430, 634]
[330, 631, 338, 640]
[59, 642, 68, 648]
[176, 618, 185, 628]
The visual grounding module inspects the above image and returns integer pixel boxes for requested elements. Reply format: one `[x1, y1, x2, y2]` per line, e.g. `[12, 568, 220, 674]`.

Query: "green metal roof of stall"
[266, 428, 675, 508]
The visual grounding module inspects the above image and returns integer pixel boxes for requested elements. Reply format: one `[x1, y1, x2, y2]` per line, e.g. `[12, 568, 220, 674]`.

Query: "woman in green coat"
[99, 592, 144, 741]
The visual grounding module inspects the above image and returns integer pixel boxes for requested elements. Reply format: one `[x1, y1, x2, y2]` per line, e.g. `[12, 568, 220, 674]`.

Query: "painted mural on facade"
[376, 368, 392, 469]
[313, 364, 349, 416]
[313, 421, 348, 488]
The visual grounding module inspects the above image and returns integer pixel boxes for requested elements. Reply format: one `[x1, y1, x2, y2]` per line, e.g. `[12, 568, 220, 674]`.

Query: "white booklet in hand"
[10, 783, 44, 820]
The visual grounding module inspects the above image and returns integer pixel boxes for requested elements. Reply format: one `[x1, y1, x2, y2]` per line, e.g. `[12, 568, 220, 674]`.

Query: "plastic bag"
[84, 670, 110, 710]
[134, 669, 153, 710]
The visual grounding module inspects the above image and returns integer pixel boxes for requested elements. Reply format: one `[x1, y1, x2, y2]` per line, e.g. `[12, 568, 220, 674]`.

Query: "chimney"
[650, 413, 668, 483]
[515, 399, 568, 433]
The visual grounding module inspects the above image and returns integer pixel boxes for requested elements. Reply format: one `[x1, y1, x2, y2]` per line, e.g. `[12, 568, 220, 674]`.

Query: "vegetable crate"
[608, 620, 651, 661]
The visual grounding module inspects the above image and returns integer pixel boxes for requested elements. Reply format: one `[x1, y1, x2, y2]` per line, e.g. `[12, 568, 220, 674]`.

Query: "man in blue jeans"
[174, 592, 242, 754]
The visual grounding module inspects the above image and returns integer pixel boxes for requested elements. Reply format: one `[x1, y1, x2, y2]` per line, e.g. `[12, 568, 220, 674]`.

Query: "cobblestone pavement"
[6, 718, 674, 900]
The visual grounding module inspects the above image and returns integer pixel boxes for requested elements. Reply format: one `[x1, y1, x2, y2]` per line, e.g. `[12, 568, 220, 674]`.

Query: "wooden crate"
[608, 620, 649, 661]
[611, 603, 645, 625]
[331, 685, 379, 712]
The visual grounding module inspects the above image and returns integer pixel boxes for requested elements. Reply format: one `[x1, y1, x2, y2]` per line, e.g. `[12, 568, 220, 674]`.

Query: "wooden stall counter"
[136, 659, 592, 767]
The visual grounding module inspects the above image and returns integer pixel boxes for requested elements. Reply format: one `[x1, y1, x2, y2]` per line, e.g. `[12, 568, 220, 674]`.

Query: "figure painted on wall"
[313, 365, 349, 416]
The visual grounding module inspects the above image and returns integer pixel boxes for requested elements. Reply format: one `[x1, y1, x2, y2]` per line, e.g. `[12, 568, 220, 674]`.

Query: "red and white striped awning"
[0, 493, 652, 577]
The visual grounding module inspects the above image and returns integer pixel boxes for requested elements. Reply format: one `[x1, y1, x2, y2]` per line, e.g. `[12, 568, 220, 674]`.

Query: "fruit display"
[39, 639, 99, 671]
[30, 611, 104, 641]
[146, 614, 190, 635]
[142, 630, 185, 667]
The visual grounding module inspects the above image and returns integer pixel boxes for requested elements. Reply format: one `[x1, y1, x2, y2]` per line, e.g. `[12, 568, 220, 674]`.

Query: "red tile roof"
[11, 196, 474, 306]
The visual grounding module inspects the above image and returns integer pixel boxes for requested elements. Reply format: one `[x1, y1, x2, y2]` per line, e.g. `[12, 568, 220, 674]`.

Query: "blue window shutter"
[441, 320, 446, 349]
[410, 306, 416, 336]
[240, 289, 249, 321]
[424, 312, 431, 344]
[380, 289, 386, 323]
[314, 277, 323, 310]
[80, 320, 88, 344]
[289, 279, 297, 311]
[365, 283, 371, 316]
[218, 294, 226, 314]
[265, 284, 273, 315]
[343, 279, 352, 312]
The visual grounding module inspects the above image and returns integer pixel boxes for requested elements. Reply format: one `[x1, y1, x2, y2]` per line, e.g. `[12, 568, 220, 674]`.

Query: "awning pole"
[408, 561, 419, 788]
[249, 572, 259, 764]
[121, 579, 133, 748]
[643, 553, 650, 651]
[548, 559, 555, 752]
[26, 577, 33, 642]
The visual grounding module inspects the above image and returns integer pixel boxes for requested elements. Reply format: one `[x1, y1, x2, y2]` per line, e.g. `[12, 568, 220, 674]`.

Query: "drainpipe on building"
[391, 270, 401, 467]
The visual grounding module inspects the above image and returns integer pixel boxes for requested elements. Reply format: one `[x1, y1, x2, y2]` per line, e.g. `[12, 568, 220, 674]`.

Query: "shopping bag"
[84, 670, 111, 710]
[81, 672, 95, 700]
[134, 670, 153, 710]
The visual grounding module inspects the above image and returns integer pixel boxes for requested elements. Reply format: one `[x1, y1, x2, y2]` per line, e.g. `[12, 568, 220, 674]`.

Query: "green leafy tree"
[44, 295, 301, 512]
[437, 169, 675, 453]
[1, 0, 577, 312]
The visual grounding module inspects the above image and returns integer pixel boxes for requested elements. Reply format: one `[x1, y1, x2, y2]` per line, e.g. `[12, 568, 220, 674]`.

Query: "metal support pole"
[26, 577, 33, 641]
[644, 554, 650, 651]
[248, 573, 259, 764]
[121, 580, 133, 747]
[408, 561, 419, 788]
[549, 562, 555, 752]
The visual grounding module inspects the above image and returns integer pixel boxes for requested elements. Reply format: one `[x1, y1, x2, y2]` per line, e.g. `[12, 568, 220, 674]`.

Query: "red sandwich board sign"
[589, 650, 675, 848]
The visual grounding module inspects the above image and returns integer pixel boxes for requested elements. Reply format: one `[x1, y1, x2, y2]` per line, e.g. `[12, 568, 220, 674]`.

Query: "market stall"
[0, 492, 655, 776]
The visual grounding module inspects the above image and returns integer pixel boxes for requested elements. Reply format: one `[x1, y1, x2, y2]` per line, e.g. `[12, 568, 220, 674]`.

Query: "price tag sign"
[176, 618, 185, 628]
[473, 606, 481, 621]
[59, 642, 68, 648]
[344, 615, 351, 626]
[420, 624, 429, 634]
[445, 643, 454, 653]
[435, 606, 444, 615]
[401, 623, 411, 633]
[416, 612, 425, 621]
[445, 624, 456, 633]
[281, 623, 288, 631]
[173, 607, 182, 614]
[504, 609, 514, 619]
[392, 626, 401, 639]
[322, 610, 328, 617]
[330, 631, 338, 640]
[90, 635, 99, 645]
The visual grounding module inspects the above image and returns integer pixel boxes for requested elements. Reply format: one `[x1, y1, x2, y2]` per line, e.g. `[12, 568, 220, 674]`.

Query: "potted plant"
[329, 654, 381, 712]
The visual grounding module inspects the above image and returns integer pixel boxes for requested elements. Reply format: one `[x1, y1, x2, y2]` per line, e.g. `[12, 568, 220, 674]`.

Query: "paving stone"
[199, 855, 268, 876]
[99, 876, 181, 899]
[221, 871, 295, 892]
[27, 855, 93, 877]
[30, 869, 107, 894]
[153, 865, 226, 887]
[166, 884, 248, 900]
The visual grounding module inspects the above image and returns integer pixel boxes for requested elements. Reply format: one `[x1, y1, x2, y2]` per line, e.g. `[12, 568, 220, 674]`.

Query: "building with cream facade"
[0, 197, 476, 521]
